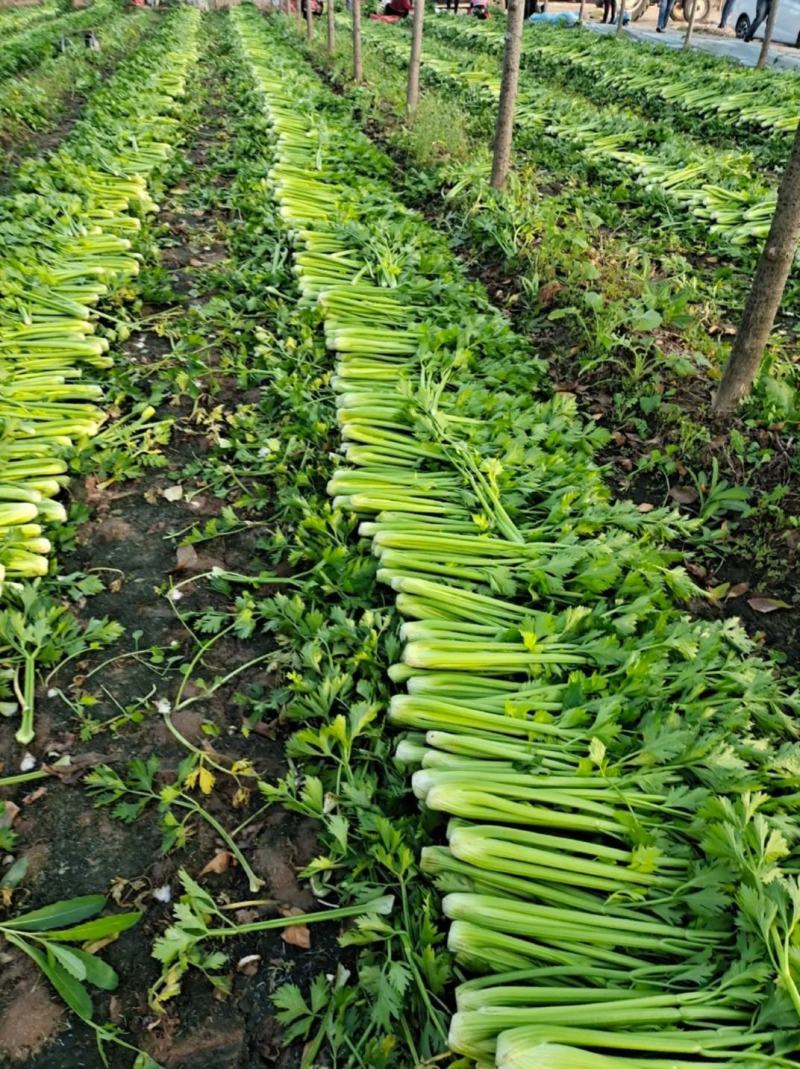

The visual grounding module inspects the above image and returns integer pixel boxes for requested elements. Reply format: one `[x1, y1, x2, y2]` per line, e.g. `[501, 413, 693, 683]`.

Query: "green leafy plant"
[0, 894, 159, 1068]
[0, 581, 123, 745]
[148, 868, 393, 1013]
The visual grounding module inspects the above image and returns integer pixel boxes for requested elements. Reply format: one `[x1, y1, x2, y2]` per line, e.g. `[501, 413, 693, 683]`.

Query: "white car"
[728, 0, 800, 44]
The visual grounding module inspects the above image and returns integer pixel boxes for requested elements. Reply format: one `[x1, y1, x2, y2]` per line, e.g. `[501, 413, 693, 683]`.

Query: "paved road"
[587, 18, 800, 69]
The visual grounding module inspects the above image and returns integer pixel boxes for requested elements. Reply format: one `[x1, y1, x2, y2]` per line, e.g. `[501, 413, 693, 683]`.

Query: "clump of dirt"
[0, 953, 65, 1062]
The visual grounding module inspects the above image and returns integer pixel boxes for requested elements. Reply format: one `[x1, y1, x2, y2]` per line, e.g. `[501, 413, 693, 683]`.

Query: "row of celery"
[235, 9, 800, 1069]
[0, 7, 200, 609]
[362, 22, 777, 247]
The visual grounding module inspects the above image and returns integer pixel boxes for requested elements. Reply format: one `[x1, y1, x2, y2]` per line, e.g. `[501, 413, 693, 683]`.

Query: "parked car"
[728, 0, 800, 43]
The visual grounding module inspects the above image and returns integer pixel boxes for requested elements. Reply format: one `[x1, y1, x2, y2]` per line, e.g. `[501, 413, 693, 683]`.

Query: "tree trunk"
[682, 0, 698, 46]
[327, 0, 335, 52]
[306, 0, 314, 40]
[578, 0, 586, 22]
[406, 0, 425, 117]
[757, 0, 780, 67]
[490, 0, 526, 190]
[296, 0, 302, 29]
[352, 0, 363, 82]
[713, 120, 800, 414]
[615, 0, 626, 32]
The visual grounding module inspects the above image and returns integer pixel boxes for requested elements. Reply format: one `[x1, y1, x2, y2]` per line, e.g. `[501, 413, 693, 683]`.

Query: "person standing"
[656, 0, 675, 29]
[745, 0, 770, 37]
[602, 0, 616, 21]
[718, 0, 735, 27]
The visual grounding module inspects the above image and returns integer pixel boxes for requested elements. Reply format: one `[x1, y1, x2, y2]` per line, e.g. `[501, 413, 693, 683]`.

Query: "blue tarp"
[527, 10, 579, 22]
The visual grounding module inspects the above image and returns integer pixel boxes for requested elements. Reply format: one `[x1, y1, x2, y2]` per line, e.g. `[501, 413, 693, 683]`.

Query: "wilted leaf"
[45, 754, 109, 785]
[668, 485, 699, 505]
[161, 485, 184, 503]
[200, 851, 232, 877]
[280, 908, 311, 950]
[747, 597, 790, 614]
[727, 582, 750, 599]
[637, 503, 655, 513]
[537, 281, 562, 308]
[0, 801, 19, 828]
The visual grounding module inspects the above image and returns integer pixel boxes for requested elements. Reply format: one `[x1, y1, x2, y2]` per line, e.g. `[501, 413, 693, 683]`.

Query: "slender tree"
[490, 0, 526, 189]
[757, 0, 780, 67]
[296, 0, 302, 29]
[616, 0, 627, 33]
[306, 0, 314, 40]
[352, 0, 363, 82]
[327, 0, 335, 53]
[682, 0, 698, 47]
[578, 0, 587, 22]
[713, 120, 800, 414]
[406, 0, 425, 117]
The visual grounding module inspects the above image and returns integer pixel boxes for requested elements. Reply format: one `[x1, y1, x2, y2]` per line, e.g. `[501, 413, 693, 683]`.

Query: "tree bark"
[327, 0, 335, 52]
[615, 0, 626, 32]
[352, 0, 363, 81]
[757, 0, 780, 67]
[682, 0, 698, 46]
[296, 0, 302, 30]
[306, 0, 314, 41]
[713, 120, 800, 414]
[490, 0, 526, 190]
[406, 0, 425, 117]
[578, 0, 586, 22]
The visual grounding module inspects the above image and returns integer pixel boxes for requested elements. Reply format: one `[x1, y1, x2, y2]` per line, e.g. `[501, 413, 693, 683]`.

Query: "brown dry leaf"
[21, 787, 47, 806]
[45, 753, 109, 784]
[537, 281, 562, 308]
[200, 851, 232, 877]
[109, 577, 124, 594]
[161, 485, 184, 503]
[279, 908, 311, 950]
[189, 257, 205, 267]
[668, 486, 699, 505]
[174, 544, 200, 573]
[0, 801, 19, 828]
[727, 582, 750, 599]
[747, 597, 790, 614]
[637, 503, 655, 513]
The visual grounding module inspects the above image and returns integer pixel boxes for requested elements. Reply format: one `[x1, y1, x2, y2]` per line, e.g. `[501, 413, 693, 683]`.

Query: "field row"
[433, 17, 800, 146]
[378, 22, 778, 248]
[0, 7, 200, 610]
[241, 10, 800, 1068]
[0, 5, 155, 168]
